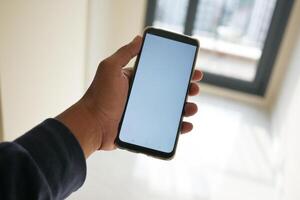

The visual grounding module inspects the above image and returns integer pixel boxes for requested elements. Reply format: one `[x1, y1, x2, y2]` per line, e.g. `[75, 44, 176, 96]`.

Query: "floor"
[68, 94, 279, 200]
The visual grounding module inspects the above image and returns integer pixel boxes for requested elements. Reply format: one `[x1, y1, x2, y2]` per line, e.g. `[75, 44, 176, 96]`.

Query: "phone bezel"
[115, 27, 199, 160]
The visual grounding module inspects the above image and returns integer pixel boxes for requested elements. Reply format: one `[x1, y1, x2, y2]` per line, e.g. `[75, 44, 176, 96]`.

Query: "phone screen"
[119, 32, 197, 154]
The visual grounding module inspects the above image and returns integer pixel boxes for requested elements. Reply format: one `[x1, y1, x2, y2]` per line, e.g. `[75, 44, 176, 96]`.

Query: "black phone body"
[115, 27, 199, 160]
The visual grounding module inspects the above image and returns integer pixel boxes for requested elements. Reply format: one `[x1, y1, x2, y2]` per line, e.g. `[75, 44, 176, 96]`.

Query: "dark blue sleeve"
[0, 119, 87, 200]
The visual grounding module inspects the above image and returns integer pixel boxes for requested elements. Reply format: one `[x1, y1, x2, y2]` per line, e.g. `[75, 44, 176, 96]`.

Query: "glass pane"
[193, 0, 277, 81]
[152, 0, 189, 33]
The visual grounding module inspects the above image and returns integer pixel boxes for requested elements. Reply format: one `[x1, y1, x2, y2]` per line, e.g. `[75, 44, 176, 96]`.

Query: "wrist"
[55, 100, 103, 158]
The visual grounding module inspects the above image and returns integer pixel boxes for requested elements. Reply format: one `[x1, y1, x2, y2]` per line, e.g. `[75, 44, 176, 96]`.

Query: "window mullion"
[184, 0, 199, 35]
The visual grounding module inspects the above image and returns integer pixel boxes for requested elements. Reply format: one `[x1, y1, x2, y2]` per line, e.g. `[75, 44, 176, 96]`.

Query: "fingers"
[180, 70, 201, 135]
[184, 102, 198, 117]
[188, 69, 202, 96]
[181, 122, 193, 134]
[108, 36, 142, 68]
[180, 102, 197, 134]
[188, 82, 200, 96]
[192, 69, 203, 81]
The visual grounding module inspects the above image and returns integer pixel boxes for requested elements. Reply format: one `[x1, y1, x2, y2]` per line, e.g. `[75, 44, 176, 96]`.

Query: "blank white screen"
[119, 33, 197, 153]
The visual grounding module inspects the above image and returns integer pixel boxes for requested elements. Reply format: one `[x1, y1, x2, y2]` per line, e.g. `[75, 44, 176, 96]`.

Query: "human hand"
[57, 36, 203, 157]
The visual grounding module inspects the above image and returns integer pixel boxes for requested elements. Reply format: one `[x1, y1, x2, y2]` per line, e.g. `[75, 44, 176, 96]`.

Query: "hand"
[56, 36, 203, 158]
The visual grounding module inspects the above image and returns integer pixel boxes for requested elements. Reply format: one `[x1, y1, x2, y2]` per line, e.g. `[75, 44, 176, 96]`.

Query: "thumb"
[108, 36, 142, 68]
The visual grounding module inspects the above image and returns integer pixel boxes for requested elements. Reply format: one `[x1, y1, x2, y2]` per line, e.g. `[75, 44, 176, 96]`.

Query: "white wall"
[85, 0, 147, 87]
[271, 20, 300, 200]
[0, 0, 88, 140]
[0, 0, 147, 140]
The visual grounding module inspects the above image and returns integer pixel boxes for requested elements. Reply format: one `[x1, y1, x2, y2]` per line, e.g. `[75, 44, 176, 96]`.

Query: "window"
[145, 0, 294, 96]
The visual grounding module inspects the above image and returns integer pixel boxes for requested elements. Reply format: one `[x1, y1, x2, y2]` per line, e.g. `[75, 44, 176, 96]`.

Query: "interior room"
[0, 0, 299, 199]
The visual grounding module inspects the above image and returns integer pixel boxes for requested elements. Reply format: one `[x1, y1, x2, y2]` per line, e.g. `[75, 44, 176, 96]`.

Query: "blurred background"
[0, 0, 300, 200]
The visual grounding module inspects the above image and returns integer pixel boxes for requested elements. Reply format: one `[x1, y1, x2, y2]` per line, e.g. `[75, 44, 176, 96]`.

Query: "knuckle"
[99, 58, 113, 67]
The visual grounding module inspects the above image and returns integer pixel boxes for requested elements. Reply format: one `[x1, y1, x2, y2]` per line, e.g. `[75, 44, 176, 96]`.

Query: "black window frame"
[145, 0, 294, 96]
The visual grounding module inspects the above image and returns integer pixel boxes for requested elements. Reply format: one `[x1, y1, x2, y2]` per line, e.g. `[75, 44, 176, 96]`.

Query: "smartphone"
[115, 27, 199, 160]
